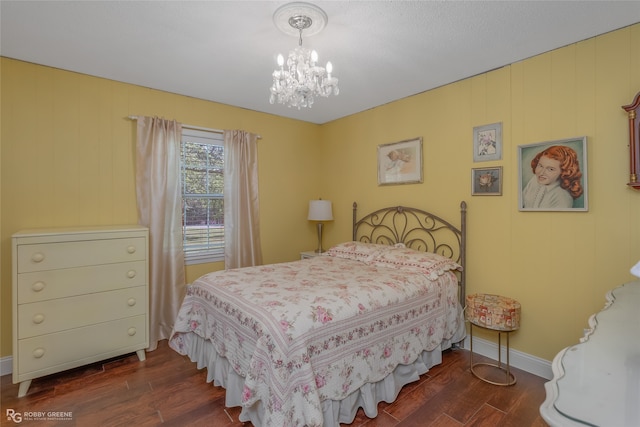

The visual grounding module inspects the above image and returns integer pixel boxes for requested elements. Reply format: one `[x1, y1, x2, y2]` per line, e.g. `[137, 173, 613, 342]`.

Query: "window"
[181, 128, 224, 264]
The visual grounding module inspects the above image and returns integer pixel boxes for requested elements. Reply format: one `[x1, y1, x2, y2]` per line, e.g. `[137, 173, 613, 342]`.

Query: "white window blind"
[181, 128, 224, 264]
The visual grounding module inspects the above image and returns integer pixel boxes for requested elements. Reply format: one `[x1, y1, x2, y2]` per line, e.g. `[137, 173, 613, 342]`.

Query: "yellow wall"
[0, 59, 323, 357]
[2, 23, 640, 362]
[320, 24, 640, 360]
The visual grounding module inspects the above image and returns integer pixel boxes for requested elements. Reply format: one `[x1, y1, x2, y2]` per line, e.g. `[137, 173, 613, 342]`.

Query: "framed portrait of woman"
[518, 137, 588, 212]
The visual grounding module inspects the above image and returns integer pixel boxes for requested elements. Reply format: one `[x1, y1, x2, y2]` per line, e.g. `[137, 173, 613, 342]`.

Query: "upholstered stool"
[466, 293, 521, 386]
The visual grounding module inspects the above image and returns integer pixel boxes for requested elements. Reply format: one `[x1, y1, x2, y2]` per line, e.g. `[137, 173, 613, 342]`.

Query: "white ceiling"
[2, 1, 639, 124]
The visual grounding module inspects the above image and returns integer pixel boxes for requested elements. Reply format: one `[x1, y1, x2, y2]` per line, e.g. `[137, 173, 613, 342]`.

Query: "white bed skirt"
[178, 332, 460, 427]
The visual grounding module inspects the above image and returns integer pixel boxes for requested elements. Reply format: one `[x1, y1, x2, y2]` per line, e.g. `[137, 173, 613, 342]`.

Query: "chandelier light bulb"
[277, 54, 284, 67]
[326, 61, 332, 74]
[311, 50, 318, 63]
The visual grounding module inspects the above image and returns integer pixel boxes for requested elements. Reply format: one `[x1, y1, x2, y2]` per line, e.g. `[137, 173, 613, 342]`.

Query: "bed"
[168, 201, 467, 426]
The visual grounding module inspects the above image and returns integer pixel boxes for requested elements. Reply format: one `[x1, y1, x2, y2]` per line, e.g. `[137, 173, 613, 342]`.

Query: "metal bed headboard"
[352, 201, 467, 307]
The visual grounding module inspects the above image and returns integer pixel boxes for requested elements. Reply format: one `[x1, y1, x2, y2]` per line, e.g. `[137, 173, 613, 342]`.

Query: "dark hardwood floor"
[1, 340, 549, 426]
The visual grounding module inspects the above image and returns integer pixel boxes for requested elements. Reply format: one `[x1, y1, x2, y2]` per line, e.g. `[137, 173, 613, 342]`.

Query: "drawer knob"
[127, 298, 136, 307]
[127, 245, 136, 254]
[127, 270, 136, 279]
[31, 252, 45, 263]
[32, 314, 45, 324]
[33, 348, 45, 358]
[127, 327, 137, 336]
[31, 281, 46, 292]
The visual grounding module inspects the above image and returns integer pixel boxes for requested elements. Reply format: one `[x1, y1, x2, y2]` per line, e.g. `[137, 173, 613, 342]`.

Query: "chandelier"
[269, 2, 339, 109]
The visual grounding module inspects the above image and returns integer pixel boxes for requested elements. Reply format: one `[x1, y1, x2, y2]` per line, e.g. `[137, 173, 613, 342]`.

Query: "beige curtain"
[223, 130, 263, 268]
[135, 116, 186, 351]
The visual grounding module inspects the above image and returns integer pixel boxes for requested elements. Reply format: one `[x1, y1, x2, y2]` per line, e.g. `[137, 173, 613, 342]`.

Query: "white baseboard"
[0, 340, 553, 381]
[1, 355, 12, 376]
[460, 335, 553, 380]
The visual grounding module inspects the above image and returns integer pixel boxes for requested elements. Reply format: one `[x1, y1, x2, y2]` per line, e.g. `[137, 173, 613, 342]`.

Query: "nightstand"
[300, 251, 323, 259]
[466, 293, 521, 386]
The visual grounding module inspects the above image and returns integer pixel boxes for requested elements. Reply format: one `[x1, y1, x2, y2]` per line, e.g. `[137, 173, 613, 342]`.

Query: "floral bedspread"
[169, 254, 462, 427]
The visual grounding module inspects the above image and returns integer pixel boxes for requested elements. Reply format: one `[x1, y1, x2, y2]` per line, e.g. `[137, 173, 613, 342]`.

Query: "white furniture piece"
[12, 225, 149, 397]
[540, 281, 640, 426]
[300, 250, 323, 259]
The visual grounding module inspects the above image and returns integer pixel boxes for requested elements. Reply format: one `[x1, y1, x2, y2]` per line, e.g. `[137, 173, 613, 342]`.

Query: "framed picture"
[377, 137, 423, 185]
[471, 166, 502, 195]
[473, 122, 502, 162]
[518, 136, 588, 211]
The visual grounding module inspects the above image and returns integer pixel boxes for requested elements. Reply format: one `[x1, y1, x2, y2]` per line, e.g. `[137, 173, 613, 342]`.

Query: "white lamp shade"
[308, 200, 333, 221]
[632, 260, 640, 278]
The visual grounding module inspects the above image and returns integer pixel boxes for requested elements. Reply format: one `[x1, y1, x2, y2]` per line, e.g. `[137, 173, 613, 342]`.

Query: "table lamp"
[308, 199, 333, 253]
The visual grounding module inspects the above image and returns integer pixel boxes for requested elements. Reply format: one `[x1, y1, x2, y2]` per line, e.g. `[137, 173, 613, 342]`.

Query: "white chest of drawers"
[12, 225, 149, 397]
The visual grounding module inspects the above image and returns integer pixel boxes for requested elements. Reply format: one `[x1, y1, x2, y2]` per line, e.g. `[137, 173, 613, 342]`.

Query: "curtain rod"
[127, 116, 262, 139]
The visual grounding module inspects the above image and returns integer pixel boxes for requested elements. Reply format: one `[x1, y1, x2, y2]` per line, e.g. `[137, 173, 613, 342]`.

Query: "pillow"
[325, 241, 387, 263]
[368, 245, 462, 280]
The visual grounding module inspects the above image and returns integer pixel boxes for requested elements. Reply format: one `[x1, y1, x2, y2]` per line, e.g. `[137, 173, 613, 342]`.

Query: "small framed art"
[471, 166, 502, 195]
[473, 122, 502, 162]
[377, 137, 423, 185]
[518, 136, 588, 211]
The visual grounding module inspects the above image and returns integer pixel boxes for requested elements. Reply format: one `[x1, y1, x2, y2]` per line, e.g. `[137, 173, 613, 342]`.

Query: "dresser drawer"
[15, 315, 147, 380]
[17, 260, 146, 304]
[18, 286, 147, 338]
[16, 237, 146, 273]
